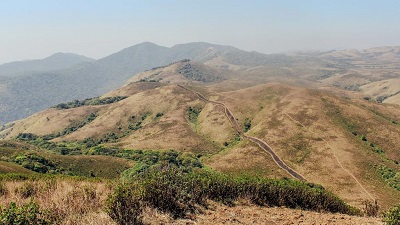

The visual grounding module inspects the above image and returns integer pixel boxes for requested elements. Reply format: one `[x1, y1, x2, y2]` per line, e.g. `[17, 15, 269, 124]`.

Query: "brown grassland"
[1, 58, 400, 224]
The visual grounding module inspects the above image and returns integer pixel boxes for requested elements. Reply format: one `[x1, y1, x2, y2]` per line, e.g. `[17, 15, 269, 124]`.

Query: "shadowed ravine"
[178, 85, 306, 181]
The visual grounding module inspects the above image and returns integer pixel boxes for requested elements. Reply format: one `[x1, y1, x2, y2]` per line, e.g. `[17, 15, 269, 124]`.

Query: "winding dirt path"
[284, 113, 374, 200]
[178, 85, 306, 181]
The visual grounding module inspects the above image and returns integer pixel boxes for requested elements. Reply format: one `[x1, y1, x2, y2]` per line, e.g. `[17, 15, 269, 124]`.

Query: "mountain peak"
[0, 52, 94, 76]
[44, 52, 94, 61]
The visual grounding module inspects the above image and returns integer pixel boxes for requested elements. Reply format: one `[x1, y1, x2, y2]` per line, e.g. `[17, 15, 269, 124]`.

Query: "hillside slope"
[2, 43, 400, 126]
[2, 62, 400, 210]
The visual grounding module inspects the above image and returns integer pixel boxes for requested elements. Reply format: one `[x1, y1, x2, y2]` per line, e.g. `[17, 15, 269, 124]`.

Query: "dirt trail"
[178, 85, 306, 181]
[284, 113, 375, 200]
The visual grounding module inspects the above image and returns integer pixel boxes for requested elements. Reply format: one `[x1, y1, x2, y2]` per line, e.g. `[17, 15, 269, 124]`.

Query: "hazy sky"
[1, 0, 400, 64]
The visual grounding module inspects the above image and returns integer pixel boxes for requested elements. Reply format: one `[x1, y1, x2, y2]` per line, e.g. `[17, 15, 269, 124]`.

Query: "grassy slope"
[207, 83, 400, 209]
[0, 161, 35, 174]
[0, 176, 382, 225]
[1, 62, 400, 209]
[0, 141, 133, 179]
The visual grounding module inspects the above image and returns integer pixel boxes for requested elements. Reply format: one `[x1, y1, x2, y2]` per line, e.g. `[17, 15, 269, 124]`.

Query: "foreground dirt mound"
[144, 201, 383, 225]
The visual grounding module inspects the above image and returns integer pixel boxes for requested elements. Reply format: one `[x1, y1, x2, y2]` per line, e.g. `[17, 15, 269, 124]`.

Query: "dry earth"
[144, 201, 383, 225]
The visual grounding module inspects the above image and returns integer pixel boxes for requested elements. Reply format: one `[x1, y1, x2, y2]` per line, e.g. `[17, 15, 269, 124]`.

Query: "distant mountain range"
[0, 42, 293, 124]
[1, 42, 400, 125]
[0, 52, 94, 76]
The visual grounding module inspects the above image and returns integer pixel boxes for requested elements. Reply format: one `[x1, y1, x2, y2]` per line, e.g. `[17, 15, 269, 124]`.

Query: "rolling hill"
[1, 42, 400, 126]
[0, 42, 294, 125]
[2, 61, 400, 211]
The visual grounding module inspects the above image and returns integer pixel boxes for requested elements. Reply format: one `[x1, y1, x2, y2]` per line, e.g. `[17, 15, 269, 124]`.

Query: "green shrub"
[120, 150, 203, 179]
[106, 183, 143, 225]
[243, 118, 252, 132]
[140, 167, 206, 217]
[107, 167, 361, 224]
[187, 106, 202, 123]
[0, 201, 52, 225]
[384, 203, 400, 225]
[54, 96, 127, 109]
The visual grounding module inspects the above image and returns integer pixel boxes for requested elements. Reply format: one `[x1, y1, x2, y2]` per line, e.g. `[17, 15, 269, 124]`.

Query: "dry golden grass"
[197, 103, 236, 147]
[385, 94, 400, 105]
[0, 178, 385, 225]
[141, 200, 383, 225]
[0, 179, 116, 225]
[0, 107, 99, 138]
[111, 81, 165, 96]
[2, 61, 400, 211]
[204, 83, 400, 209]
[205, 140, 287, 179]
[360, 78, 400, 103]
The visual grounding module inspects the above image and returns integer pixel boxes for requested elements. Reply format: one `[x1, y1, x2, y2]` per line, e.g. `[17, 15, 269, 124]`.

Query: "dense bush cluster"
[377, 165, 400, 191]
[121, 150, 203, 179]
[54, 96, 127, 109]
[187, 106, 202, 123]
[13, 153, 57, 173]
[177, 63, 223, 82]
[107, 166, 361, 224]
[0, 201, 53, 225]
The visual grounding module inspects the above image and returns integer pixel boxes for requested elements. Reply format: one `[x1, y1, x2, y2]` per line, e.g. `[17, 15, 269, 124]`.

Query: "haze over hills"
[2, 43, 400, 224]
[0, 52, 95, 76]
[1, 42, 400, 127]
[0, 42, 294, 125]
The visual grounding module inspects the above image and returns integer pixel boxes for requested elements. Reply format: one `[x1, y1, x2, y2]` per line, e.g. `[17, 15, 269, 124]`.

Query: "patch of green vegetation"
[146, 59, 190, 71]
[0, 200, 55, 224]
[376, 165, 400, 191]
[243, 117, 252, 132]
[352, 132, 391, 162]
[187, 106, 202, 124]
[12, 152, 58, 174]
[121, 149, 203, 180]
[54, 96, 127, 109]
[6, 136, 206, 179]
[384, 203, 400, 225]
[2, 149, 130, 178]
[126, 112, 150, 132]
[41, 113, 97, 140]
[177, 63, 223, 82]
[285, 133, 311, 164]
[139, 78, 160, 82]
[107, 167, 361, 224]
[155, 112, 164, 119]
[15, 134, 61, 153]
[222, 134, 242, 148]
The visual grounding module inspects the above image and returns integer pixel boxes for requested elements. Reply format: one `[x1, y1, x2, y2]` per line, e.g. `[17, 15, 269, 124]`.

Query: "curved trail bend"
[178, 85, 306, 181]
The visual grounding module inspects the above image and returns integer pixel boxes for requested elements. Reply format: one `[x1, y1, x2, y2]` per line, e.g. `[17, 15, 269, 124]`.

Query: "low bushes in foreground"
[106, 166, 361, 224]
[384, 203, 400, 225]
